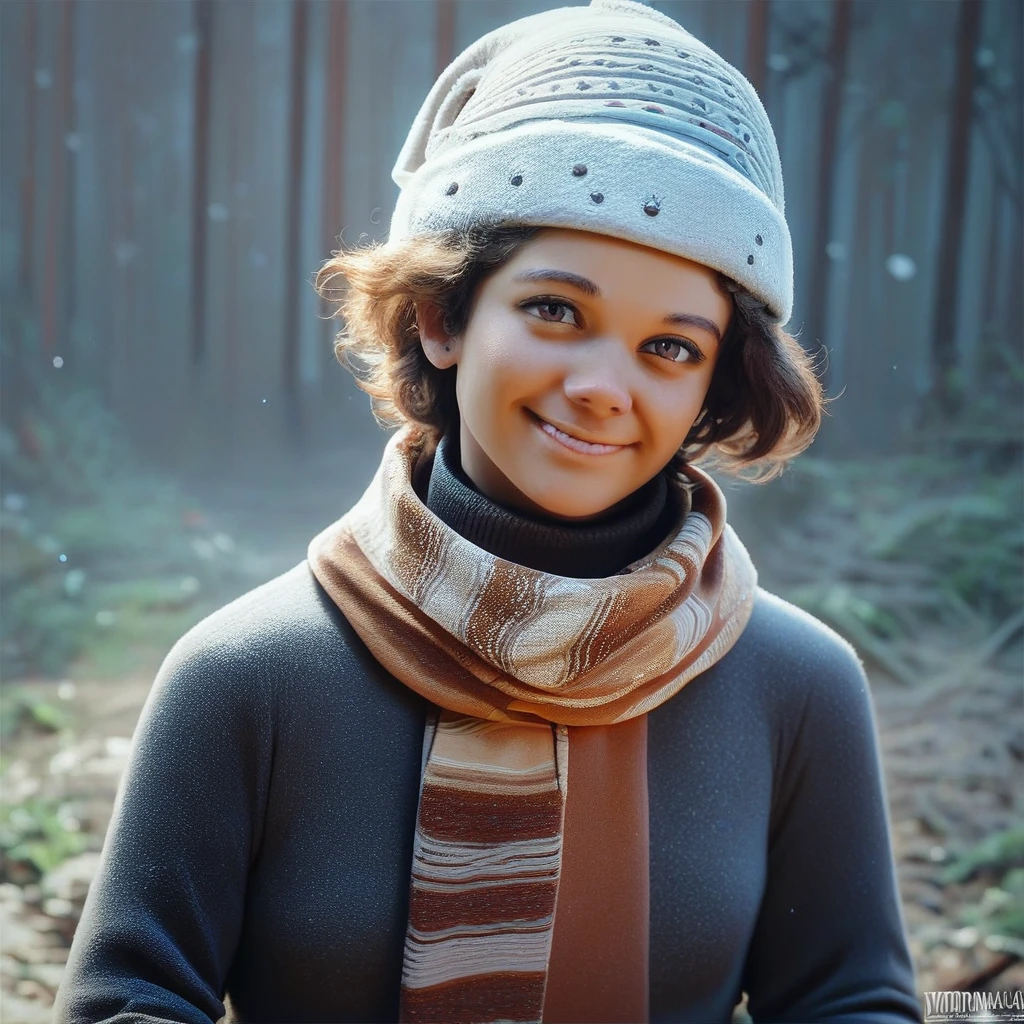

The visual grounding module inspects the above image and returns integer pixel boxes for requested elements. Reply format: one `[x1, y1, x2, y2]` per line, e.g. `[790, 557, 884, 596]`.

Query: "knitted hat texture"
[389, 0, 792, 322]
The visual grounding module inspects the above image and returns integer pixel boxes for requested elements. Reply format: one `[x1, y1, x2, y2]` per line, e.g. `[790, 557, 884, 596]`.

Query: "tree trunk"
[929, 0, 983, 413]
[320, 0, 347, 397]
[189, 0, 212, 376]
[844, 126, 880, 452]
[120, 83, 136, 419]
[805, 0, 852, 388]
[980, 180, 1003, 379]
[41, 0, 75, 359]
[744, 0, 769, 99]
[223, 2, 251, 459]
[61, 0, 78, 366]
[282, 0, 308, 447]
[436, 0, 456, 79]
[9, 0, 38, 435]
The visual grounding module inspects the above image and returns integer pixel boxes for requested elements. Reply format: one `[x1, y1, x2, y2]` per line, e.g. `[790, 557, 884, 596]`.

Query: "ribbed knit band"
[425, 432, 678, 579]
[390, 0, 792, 322]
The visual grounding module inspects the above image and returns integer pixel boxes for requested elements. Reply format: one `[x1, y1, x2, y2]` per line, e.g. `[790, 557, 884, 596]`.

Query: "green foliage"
[0, 386, 135, 505]
[974, 869, 1024, 953]
[0, 687, 69, 740]
[941, 827, 1024, 886]
[0, 795, 88, 881]
[945, 833, 1024, 959]
[868, 476, 1020, 620]
[1, 369, 244, 679]
[795, 583, 901, 638]
[775, 385, 1023, 643]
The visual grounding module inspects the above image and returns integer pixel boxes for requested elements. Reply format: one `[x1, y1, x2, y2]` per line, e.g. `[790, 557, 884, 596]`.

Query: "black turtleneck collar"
[424, 432, 682, 578]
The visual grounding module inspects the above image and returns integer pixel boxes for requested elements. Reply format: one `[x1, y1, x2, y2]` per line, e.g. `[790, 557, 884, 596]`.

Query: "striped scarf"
[308, 427, 756, 1024]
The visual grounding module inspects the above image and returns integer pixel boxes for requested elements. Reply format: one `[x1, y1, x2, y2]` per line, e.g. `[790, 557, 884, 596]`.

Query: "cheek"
[461, 334, 546, 405]
[648, 374, 713, 445]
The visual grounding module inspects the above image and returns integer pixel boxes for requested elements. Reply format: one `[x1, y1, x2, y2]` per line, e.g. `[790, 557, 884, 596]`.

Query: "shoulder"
[724, 586, 875, 728]
[149, 562, 349, 709]
[169, 561, 341, 659]
[740, 586, 865, 682]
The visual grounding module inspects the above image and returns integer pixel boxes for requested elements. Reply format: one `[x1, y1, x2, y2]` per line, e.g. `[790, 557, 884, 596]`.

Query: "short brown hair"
[314, 224, 824, 481]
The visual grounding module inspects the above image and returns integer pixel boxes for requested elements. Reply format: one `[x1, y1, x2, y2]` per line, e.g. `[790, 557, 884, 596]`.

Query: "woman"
[54, 1, 922, 1021]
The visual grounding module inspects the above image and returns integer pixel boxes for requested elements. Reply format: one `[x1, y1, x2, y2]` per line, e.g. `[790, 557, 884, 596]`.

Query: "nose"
[564, 347, 633, 417]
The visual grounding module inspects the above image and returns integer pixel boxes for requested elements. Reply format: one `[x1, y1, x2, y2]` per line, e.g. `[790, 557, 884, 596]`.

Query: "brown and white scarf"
[308, 427, 756, 1024]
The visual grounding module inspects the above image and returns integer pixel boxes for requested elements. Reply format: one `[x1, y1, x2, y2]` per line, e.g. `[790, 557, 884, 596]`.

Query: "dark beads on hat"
[387, 0, 793, 321]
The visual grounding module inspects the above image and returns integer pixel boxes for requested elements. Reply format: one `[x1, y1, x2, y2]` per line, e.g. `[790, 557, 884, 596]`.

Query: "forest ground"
[2, 465, 1021, 1022]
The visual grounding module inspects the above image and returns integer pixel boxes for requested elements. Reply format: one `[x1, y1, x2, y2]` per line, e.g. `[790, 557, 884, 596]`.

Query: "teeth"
[539, 419, 621, 454]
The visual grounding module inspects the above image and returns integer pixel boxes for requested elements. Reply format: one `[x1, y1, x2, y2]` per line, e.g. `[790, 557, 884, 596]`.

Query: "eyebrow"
[511, 268, 723, 343]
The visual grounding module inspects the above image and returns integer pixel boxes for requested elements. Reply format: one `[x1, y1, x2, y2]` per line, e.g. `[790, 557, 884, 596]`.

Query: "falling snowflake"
[63, 568, 87, 597]
[885, 254, 917, 281]
[114, 241, 140, 267]
[180, 576, 201, 595]
[191, 537, 216, 560]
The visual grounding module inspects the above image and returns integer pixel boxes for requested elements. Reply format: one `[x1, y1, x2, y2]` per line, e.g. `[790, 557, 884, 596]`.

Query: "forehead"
[497, 228, 730, 318]
[505, 227, 713, 278]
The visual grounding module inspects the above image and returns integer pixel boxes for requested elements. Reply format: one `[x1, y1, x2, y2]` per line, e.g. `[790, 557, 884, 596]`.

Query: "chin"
[520, 485, 623, 522]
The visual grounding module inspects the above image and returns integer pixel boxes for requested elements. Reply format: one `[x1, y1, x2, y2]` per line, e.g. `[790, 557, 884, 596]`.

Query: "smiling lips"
[531, 411, 632, 456]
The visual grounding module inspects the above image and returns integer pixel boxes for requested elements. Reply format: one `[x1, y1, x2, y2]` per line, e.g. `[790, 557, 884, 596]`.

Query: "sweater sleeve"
[741, 622, 922, 1024]
[52, 626, 273, 1024]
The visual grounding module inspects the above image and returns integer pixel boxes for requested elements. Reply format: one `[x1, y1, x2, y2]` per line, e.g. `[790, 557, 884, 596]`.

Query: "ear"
[414, 301, 459, 370]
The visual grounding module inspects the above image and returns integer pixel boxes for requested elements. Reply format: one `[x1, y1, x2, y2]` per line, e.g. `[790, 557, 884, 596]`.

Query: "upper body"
[53, 436, 921, 1024]
[55, 2, 923, 1019]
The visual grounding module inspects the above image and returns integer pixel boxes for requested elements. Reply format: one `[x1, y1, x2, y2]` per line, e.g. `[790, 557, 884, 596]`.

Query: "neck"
[425, 432, 681, 578]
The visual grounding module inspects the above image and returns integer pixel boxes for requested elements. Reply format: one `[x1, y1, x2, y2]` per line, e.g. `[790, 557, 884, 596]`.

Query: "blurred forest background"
[0, 0, 1021, 1019]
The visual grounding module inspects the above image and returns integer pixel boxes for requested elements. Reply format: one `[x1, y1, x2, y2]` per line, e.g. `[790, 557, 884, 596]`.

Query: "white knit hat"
[389, 0, 792, 323]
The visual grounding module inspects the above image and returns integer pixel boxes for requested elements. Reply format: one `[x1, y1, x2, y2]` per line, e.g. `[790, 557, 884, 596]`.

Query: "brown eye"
[522, 299, 579, 326]
[642, 338, 702, 364]
[655, 340, 685, 360]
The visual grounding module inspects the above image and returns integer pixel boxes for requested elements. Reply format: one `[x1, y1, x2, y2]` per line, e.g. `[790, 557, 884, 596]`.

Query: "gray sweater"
[54, 443, 922, 1023]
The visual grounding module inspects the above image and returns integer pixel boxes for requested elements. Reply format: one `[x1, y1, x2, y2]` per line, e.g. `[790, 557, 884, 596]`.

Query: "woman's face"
[417, 228, 731, 521]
